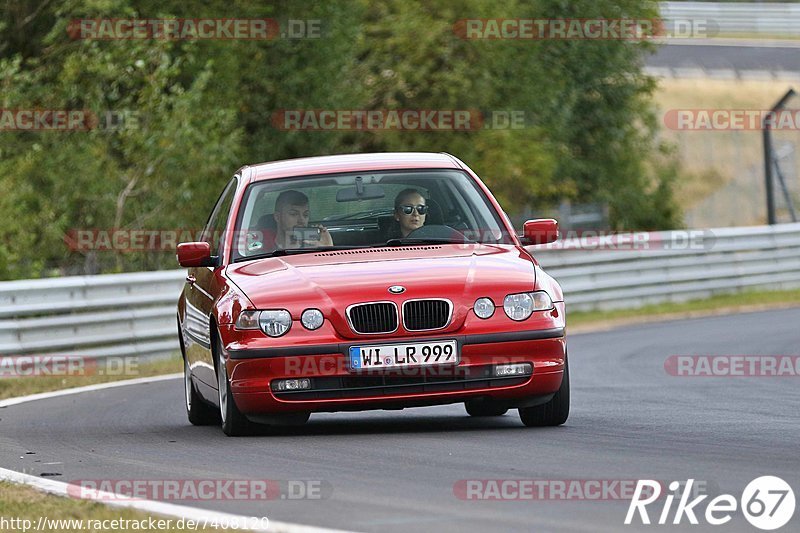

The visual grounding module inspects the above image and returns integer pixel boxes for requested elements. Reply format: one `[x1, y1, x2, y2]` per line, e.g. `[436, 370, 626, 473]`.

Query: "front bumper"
[223, 327, 566, 415]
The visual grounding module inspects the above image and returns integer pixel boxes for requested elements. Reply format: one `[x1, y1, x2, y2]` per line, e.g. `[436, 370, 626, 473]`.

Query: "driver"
[260, 190, 333, 250]
[393, 188, 427, 238]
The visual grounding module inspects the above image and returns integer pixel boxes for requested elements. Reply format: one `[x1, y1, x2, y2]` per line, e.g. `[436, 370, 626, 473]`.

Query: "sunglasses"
[399, 204, 428, 215]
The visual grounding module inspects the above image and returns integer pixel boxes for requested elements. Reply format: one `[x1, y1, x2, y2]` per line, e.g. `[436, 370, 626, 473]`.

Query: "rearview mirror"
[336, 176, 385, 202]
[177, 242, 216, 267]
[522, 219, 559, 245]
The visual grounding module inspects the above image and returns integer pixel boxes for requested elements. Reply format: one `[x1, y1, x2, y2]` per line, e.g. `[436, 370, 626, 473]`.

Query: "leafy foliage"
[0, 0, 680, 279]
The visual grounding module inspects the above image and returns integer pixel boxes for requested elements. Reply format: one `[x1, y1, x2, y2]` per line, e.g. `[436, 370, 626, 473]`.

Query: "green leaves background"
[0, 0, 680, 278]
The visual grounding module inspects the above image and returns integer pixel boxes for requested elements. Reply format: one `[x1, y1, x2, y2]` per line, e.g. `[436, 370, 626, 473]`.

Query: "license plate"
[349, 340, 459, 370]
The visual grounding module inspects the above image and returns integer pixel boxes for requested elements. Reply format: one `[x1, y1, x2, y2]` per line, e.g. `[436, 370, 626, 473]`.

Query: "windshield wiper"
[323, 209, 393, 222]
[378, 238, 469, 247]
[235, 246, 371, 262]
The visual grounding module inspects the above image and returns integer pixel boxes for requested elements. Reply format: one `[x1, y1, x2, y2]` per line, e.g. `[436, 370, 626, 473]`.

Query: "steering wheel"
[405, 224, 471, 243]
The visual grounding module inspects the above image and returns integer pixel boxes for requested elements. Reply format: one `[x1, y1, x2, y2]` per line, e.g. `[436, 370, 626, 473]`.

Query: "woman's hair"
[394, 188, 425, 210]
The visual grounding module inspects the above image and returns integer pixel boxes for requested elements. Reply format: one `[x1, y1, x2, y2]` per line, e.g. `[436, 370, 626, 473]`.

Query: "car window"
[249, 183, 424, 224]
[203, 177, 238, 258]
[232, 170, 511, 261]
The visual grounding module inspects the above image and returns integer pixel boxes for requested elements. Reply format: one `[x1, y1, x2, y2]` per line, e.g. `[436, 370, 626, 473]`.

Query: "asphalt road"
[1, 308, 799, 532]
[646, 41, 800, 72]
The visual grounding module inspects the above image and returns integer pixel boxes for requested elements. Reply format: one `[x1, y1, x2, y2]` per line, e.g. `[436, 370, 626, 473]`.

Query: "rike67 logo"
[626, 477, 795, 530]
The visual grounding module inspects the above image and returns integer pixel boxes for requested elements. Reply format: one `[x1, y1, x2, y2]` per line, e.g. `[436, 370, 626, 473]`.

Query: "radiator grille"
[403, 299, 451, 331]
[347, 302, 398, 334]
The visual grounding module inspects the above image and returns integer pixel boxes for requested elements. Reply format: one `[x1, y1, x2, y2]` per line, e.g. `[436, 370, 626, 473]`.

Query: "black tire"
[519, 357, 570, 427]
[215, 334, 253, 436]
[184, 356, 219, 425]
[464, 399, 508, 417]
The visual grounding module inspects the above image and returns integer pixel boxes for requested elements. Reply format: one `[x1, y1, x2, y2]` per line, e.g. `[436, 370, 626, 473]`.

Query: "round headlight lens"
[259, 309, 292, 337]
[503, 293, 534, 321]
[473, 297, 495, 319]
[301, 308, 324, 330]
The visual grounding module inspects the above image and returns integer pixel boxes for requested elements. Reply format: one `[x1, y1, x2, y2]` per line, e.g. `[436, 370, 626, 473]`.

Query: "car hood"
[226, 244, 536, 312]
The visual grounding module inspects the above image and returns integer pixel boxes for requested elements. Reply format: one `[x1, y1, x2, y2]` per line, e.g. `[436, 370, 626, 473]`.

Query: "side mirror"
[522, 219, 559, 245]
[177, 242, 216, 267]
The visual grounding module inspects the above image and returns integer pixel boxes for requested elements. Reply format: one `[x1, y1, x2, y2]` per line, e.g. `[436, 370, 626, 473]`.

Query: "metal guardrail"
[660, 2, 800, 36]
[0, 223, 799, 360]
[532, 222, 800, 311]
[0, 271, 185, 360]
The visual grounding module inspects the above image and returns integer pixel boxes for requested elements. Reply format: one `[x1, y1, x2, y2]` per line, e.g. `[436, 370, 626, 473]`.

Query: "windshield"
[231, 169, 512, 262]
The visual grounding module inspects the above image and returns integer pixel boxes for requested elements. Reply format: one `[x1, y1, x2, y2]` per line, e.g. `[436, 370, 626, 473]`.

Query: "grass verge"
[0, 355, 182, 401]
[702, 34, 800, 41]
[653, 76, 800, 227]
[0, 481, 235, 532]
[568, 287, 800, 331]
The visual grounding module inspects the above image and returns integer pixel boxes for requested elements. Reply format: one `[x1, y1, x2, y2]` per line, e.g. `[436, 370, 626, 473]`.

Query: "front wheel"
[216, 335, 252, 436]
[519, 357, 570, 427]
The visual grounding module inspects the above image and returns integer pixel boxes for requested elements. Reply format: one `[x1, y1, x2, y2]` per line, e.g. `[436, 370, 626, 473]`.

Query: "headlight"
[473, 297, 495, 319]
[301, 308, 324, 330]
[503, 291, 553, 321]
[259, 309, 292, 337]
[235, 310, 260, 330]
[530, 291, 554, 311]
[504, 293, 533, 321]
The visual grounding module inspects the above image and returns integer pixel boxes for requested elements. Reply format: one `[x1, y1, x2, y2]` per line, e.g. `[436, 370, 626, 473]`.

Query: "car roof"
[246, 152, 463, 182]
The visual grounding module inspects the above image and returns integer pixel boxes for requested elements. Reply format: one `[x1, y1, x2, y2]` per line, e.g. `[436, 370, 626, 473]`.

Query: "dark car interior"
[233, 171, 510, 260]
[253, 201, 447, 247]
[250, 181, 456, 247]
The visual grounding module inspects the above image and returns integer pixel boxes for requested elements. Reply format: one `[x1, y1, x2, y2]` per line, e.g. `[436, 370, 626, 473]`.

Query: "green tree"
[0, 0, 681, 279]
[1, 0, 242, 277]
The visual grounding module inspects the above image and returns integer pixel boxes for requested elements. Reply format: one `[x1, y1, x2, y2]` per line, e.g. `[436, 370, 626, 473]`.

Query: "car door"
[183, 176, 238, 388]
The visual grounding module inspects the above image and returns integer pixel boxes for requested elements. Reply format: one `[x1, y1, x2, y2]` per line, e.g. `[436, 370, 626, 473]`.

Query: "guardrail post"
[764, 124, 776, 225]
[763, 89, 796, 225]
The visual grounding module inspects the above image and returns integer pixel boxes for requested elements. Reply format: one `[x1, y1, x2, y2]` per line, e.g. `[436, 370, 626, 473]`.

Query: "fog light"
[301, 308, 324, 330]
[473, 297, 495, 319]
[273, 378, 312, 392]
[494, 363, 532, 377]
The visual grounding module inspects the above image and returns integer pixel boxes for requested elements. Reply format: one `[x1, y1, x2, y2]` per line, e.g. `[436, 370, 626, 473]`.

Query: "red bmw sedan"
[177, 152, 568, 436]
